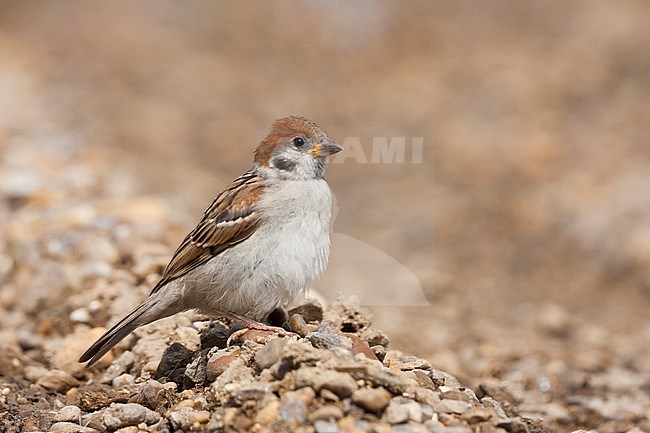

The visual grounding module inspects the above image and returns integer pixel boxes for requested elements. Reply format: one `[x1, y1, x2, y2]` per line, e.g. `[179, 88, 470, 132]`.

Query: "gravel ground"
[0, 140, 647, 433]
[0, 141, 548, 432]
[0, 141, 530, 433]
[1, 3, 649, 433]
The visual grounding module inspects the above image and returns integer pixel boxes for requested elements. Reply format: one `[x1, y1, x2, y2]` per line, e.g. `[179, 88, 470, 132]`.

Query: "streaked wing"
[150, 170, 264, 294]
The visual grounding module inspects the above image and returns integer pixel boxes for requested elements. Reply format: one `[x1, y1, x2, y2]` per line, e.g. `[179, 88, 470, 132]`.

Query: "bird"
[79, 116, 342, 367]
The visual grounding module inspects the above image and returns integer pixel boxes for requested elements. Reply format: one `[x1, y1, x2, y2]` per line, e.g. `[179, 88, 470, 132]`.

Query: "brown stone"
[254, 338, 287, 370]
[352, 387, 392, 413]
[206, 349, 240, 381]
[294, 367, 358, 398]
[342, 333, 379, 360]
[461, 407, 493, 424]
[308, 404, 344, 422]
[36, 369, 80, 393]
[289, 314, 310, 337]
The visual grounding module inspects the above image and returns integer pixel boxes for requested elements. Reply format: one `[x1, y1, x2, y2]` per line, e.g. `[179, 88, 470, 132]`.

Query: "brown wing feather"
[150, 170, 264, 294]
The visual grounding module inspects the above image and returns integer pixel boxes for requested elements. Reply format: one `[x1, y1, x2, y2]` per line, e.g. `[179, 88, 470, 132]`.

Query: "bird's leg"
[223, 312, 288, 346]
[266, 307, 290, 329]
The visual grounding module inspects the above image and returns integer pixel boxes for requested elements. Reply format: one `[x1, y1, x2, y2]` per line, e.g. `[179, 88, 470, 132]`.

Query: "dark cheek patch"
[271, 156, 297, 172]
[314, 158, 326, 178]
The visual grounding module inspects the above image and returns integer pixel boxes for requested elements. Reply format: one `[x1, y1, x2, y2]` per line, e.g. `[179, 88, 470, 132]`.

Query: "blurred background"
[1, 1, 649, 430]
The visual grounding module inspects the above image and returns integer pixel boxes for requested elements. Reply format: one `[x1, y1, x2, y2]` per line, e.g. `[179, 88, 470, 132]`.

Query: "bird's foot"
[226, 322, 288, 346]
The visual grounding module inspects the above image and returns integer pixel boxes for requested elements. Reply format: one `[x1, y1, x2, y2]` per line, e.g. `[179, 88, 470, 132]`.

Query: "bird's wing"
[150, 170, 264, 294]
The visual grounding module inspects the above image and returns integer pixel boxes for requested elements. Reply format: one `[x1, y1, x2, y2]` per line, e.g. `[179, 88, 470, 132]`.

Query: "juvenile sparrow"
[80, 116, 342, 367]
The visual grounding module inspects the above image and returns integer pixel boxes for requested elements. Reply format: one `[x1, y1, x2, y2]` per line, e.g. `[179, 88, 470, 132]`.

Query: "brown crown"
[254, 116, 326, 166]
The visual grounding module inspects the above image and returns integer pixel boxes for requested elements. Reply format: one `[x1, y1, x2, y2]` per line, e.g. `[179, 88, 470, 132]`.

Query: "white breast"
[175, 178, 333, 321]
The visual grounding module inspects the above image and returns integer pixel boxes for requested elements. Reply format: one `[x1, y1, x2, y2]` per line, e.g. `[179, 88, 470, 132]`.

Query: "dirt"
[1, 2, 649, 433]
[0, 140, 553, 432]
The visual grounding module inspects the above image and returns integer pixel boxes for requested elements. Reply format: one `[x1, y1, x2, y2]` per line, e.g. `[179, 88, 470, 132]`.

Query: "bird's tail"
[79, 300, 156, 367]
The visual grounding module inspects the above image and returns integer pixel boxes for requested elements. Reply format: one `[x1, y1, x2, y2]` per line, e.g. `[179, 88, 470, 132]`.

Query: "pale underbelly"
[169, 224, 330, 321]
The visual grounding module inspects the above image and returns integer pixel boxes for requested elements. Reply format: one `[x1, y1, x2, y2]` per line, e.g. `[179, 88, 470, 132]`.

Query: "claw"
[226, 323, 287, 346]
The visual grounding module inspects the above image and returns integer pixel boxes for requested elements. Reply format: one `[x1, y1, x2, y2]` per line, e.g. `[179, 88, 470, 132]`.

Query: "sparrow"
[79, 116, 342, 367]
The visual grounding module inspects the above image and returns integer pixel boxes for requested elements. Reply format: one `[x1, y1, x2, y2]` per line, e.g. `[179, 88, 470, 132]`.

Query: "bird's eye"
[292, 137, 305, 148]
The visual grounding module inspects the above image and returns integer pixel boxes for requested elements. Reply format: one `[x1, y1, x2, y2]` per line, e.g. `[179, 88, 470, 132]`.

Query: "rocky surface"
[1, 5, 650, 430]
[0, 127, 648, 433]
[1, 296, 552, 433]
[0, 141, 549, 432]
[0, 147, 422, 432]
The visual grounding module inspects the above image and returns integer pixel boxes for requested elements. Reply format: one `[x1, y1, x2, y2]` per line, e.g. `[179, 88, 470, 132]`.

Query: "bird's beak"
[308, 138, 343, 157]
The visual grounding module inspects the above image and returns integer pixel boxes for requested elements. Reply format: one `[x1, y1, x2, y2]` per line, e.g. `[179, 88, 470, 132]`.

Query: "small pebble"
[54, 405, 82, 422]
[352, 387, 392, 413]
[481, 397, 509, 420]
[308, 405, 344, 422]
[295, 367, 358, 399]
[255, 338, 287, 371]
[441, 389, 473, 403]
[255, 400, 280, 425]
[385, 399, 411, 424]
[433, 398, 471, 414]
[36, 369, 80, 393]
[206, 349, 241, 380]
[415, 388, 441, 407]
[69, 307, 91, 323]
[101, 403, 161, 430]
[88, 300, 103, 312]
[112, 373, 135, 387]
[461, 407, 492, 424]
[23, 365, 49, 382]
[279, 390, 309, 424]
[49, 422, 98, 433]
[289, 313, 310, 337]
[170, 407, 211, 430]
[320, 389, 340, 402]
[17, 330, 43, 350]
[314, 419, 339, 433]
[100, 351, 136, 385]
[496, 417, 530, 433]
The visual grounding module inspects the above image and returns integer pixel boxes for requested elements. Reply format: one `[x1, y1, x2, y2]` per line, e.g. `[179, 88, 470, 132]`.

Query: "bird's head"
[254, 116, 342, 180]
